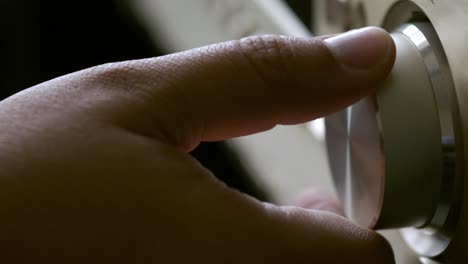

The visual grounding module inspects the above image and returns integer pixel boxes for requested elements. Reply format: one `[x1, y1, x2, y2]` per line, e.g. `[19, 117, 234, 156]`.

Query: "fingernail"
[324, 27, 393, 70]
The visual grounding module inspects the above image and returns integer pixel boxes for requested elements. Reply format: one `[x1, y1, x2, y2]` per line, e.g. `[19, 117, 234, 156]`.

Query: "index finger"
[82, 27, 395, 151]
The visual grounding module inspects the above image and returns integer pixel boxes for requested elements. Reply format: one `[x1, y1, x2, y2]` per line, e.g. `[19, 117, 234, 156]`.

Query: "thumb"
[265, 205, 395, 263]
[196, 174, 395, 263]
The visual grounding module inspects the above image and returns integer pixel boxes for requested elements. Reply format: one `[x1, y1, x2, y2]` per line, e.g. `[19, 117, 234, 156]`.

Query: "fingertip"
[324, 27, 396, 72]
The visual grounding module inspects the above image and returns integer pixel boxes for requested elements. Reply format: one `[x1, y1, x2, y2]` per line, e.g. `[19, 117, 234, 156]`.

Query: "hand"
[0, 27, 395, 263]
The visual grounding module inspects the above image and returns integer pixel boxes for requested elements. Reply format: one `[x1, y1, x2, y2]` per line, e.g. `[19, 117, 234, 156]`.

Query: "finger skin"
[25, 31, 394, 151]
[0, 31, 396, 263]
[293, 189, 345, 216]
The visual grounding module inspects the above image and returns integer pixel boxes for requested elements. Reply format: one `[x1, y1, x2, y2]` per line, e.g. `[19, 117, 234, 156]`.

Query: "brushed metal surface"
[326, 98, 384, 228]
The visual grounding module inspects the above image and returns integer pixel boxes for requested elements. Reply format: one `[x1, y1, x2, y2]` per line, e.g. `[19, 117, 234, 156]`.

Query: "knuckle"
[83, 61, 140, 88]
[86, 62, 131, 82]
[236, 35, 299, 107]
[81, 59, 161, 95]
[238, 34, 296, 74]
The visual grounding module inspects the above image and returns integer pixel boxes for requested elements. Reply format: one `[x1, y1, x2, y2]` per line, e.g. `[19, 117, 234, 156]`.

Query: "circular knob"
[325, 22, 456, 231]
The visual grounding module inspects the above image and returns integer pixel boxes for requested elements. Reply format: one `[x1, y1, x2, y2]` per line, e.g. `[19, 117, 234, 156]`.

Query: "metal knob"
[325, 22, 457, 239]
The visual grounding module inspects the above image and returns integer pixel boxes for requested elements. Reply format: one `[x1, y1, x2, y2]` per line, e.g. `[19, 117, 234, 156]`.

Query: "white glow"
[306, 118, 325, 141]
[402, 24, 427, 48]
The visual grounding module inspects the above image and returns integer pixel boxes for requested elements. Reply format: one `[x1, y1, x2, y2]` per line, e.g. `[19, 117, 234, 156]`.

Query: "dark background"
[0, 0, 311, 200]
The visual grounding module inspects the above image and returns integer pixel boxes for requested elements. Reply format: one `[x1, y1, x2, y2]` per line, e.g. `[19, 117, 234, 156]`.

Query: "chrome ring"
[397, 23, 457, 257]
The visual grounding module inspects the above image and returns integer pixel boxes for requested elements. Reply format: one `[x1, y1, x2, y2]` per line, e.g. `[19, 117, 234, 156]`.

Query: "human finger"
[62, 27, 395, 151]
